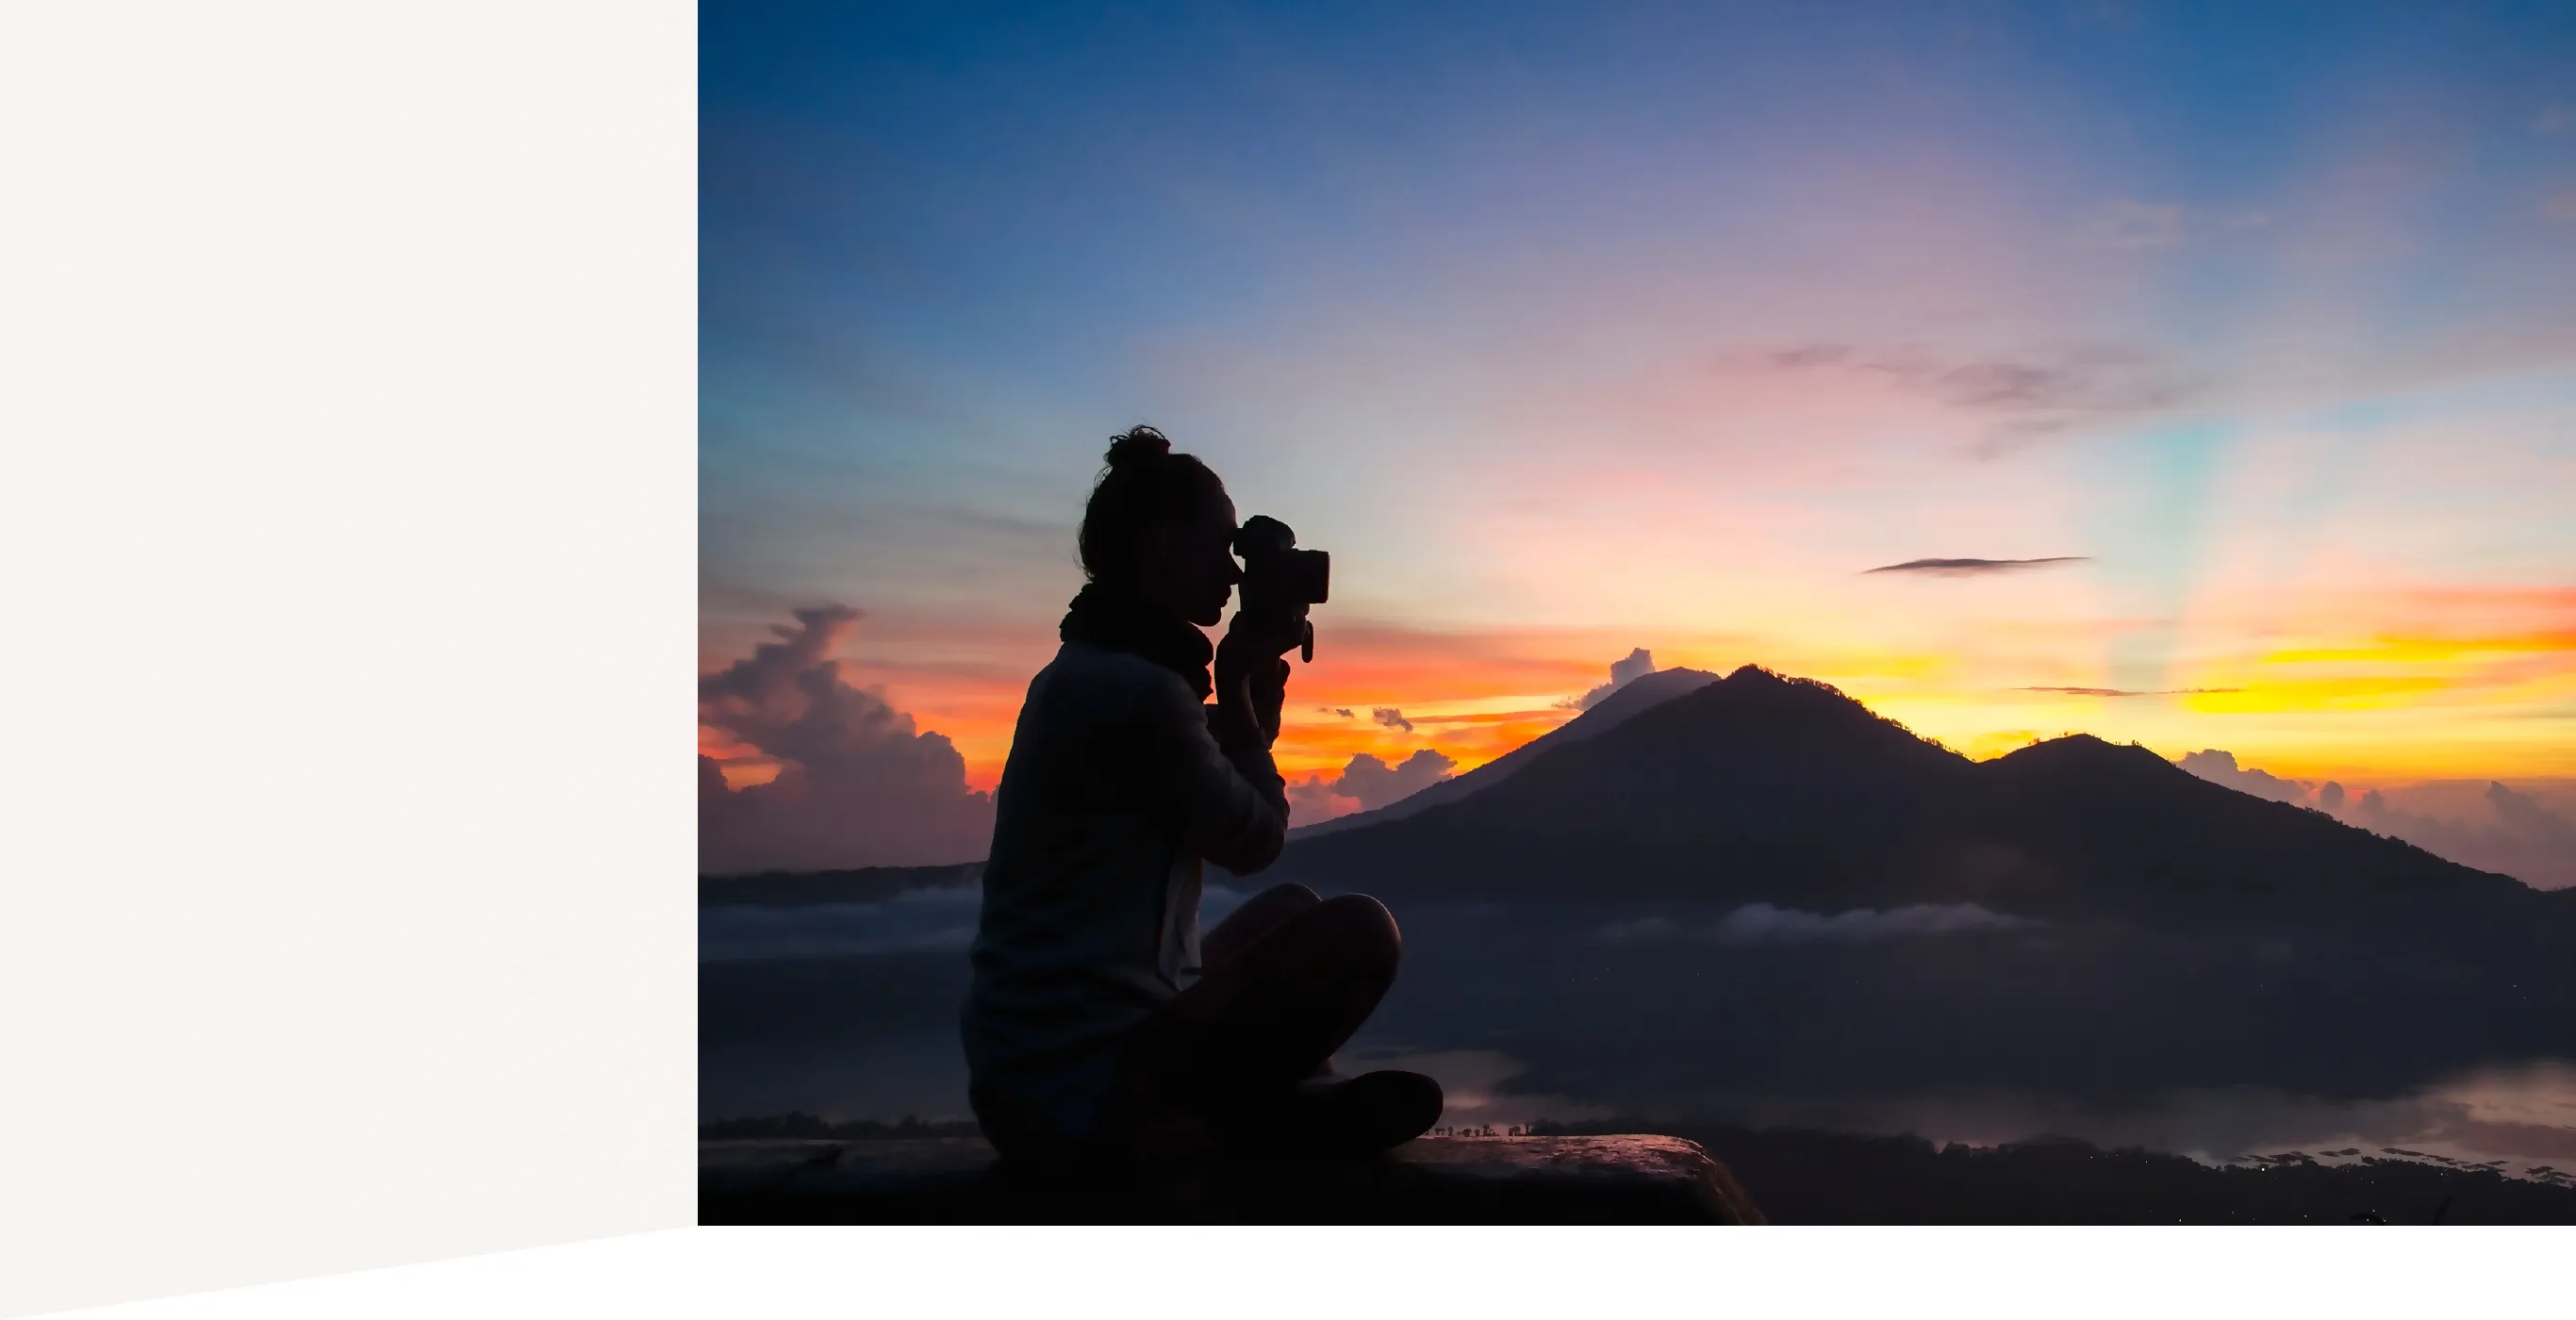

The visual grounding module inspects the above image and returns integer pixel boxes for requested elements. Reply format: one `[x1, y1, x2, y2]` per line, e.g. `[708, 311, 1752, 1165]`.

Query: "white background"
[0, 4, 2565, 1317]
[0, 4, 694, 1313]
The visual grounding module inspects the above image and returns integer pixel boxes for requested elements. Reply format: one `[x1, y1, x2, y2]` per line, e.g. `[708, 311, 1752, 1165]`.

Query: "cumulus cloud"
[1868, 557, 2089, 576]
[1596, 902, 2039, 946]
[1339, 749, 1456, 809]
[699, 605, 995, 874]
[2176, 749, 2316, 806]
[1286, 775, 1360, 825]
[2484, 781, 2574, 843]
[2351, 782, 2576, 890]
[1371, 706, 1414, 733]
[2181, 749, 2576, 889]
[1563, 648, 1658, 711]
[1285, 749, 1458, 824]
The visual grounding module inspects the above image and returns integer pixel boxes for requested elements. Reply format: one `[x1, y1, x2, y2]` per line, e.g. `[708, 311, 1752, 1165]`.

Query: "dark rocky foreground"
[1535, 1121, 2576, 1225]
[699, 1134, 1764, 1225]
[697, 1116, 2576, 1223]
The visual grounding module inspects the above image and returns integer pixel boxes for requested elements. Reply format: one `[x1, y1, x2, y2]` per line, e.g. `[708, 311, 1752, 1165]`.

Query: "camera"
[1233, 514, 1329, 662]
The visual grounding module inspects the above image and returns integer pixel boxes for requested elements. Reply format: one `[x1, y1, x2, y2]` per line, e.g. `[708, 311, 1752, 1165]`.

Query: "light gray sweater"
[960, 641, 1290, 1147]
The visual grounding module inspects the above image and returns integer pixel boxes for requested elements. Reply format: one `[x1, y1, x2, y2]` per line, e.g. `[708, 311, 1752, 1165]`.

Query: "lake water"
[700, 889, 2576, 1180]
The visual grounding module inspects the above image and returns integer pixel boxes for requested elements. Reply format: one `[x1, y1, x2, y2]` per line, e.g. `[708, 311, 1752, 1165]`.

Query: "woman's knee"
[1313, 892, 1400, 969]
[1202, 882, 1323, 973]
[1214, 883, 1315, 935]
[1254, 882, 1321, 913]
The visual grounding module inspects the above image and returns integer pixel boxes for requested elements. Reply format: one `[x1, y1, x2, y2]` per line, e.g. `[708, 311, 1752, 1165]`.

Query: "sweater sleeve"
[1146, 675, 1291, 876]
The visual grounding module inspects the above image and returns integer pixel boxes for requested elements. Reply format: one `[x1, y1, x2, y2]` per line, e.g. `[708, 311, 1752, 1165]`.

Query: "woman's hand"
[1214, 609, 1304, 745]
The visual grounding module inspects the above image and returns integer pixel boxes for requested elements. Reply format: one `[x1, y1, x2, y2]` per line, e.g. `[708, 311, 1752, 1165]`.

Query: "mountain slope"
[1962, 734, 2538, 932]
[1279, 666, 1973, 907]
[1271, 666, 2564, 944]
[1291, 666, 1720, 839]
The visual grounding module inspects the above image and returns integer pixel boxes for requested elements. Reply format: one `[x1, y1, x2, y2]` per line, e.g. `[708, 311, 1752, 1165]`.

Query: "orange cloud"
[710, 567, 2576, 803]
[1286, 620, 1619, 703]
[1404, 709, 1570, 726]
[1419, 716, 1570, 769]
[776, 616, 1633, 788]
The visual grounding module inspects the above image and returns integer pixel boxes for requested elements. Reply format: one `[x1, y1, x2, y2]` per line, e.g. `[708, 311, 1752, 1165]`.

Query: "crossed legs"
[1109, 883, 1440, 1157]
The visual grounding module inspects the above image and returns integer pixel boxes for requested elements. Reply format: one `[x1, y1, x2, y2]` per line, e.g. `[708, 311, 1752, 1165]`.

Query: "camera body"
[1233, 514, 1329, 661]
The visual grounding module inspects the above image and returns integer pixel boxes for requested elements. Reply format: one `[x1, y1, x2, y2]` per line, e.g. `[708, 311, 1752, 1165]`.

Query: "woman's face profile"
[1136, 492, 1243, 628]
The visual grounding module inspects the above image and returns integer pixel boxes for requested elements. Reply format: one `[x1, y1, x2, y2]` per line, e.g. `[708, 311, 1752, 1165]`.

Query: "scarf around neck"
[1059, 582, 1214, 701]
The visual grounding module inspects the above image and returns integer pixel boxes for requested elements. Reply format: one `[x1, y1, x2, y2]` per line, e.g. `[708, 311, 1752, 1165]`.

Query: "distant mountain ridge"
[1292, 667, 1721, 839]
[1272, 666, 2568, 950]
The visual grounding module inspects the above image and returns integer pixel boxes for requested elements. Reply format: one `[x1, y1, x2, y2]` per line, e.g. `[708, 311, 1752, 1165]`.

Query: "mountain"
[1291, 667, 1720, 839]
[1271, 666, 2568, 949]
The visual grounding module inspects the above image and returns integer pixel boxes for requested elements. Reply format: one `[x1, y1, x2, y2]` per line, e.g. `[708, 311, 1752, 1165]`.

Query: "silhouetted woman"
[963, 427, 1443, 1174]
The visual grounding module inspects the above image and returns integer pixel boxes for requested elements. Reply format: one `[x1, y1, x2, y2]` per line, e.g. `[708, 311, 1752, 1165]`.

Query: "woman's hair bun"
[1104, 425, 1171, 470]
[1079, 423, 1226, 584]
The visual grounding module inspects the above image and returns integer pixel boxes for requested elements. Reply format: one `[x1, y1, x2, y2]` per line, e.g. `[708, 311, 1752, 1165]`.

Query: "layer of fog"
[1596, 901, 2040, 947]
[701, 882, 1253, 962]
[703, 889, 2037, 963]
[701, 888, 981, 961]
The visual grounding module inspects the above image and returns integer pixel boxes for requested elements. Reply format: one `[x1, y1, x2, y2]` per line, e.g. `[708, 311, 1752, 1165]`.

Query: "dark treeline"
[1529, 1119, 2576, 1224]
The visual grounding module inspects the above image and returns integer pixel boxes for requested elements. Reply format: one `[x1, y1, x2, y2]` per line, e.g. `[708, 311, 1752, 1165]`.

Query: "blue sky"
[702, 1, 2576, 793]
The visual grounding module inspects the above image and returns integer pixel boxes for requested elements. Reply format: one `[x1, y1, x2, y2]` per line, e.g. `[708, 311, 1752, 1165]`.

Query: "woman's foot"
[1283, 1068, 1445, 1153]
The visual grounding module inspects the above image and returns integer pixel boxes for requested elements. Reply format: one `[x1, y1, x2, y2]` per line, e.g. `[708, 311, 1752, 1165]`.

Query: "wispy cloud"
[1866, 556, 2089, 576]
[1759, 342, 2196, 448]
[2085, 199, 2186, 251]
[2075, 198, 2271, 251]
[1372, 706, 1415, 733]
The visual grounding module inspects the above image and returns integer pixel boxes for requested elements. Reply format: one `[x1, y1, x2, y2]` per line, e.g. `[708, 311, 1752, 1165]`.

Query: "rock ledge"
[701, 1134, 1763, 1224]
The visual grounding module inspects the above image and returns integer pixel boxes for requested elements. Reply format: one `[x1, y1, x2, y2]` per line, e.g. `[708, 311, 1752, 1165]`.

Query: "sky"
[701, 1, 2576, 869]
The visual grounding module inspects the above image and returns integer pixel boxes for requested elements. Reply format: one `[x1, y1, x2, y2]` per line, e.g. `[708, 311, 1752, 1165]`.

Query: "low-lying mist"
[702, 879, 2576, 1175]
[1594, 901, 2040, 946]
